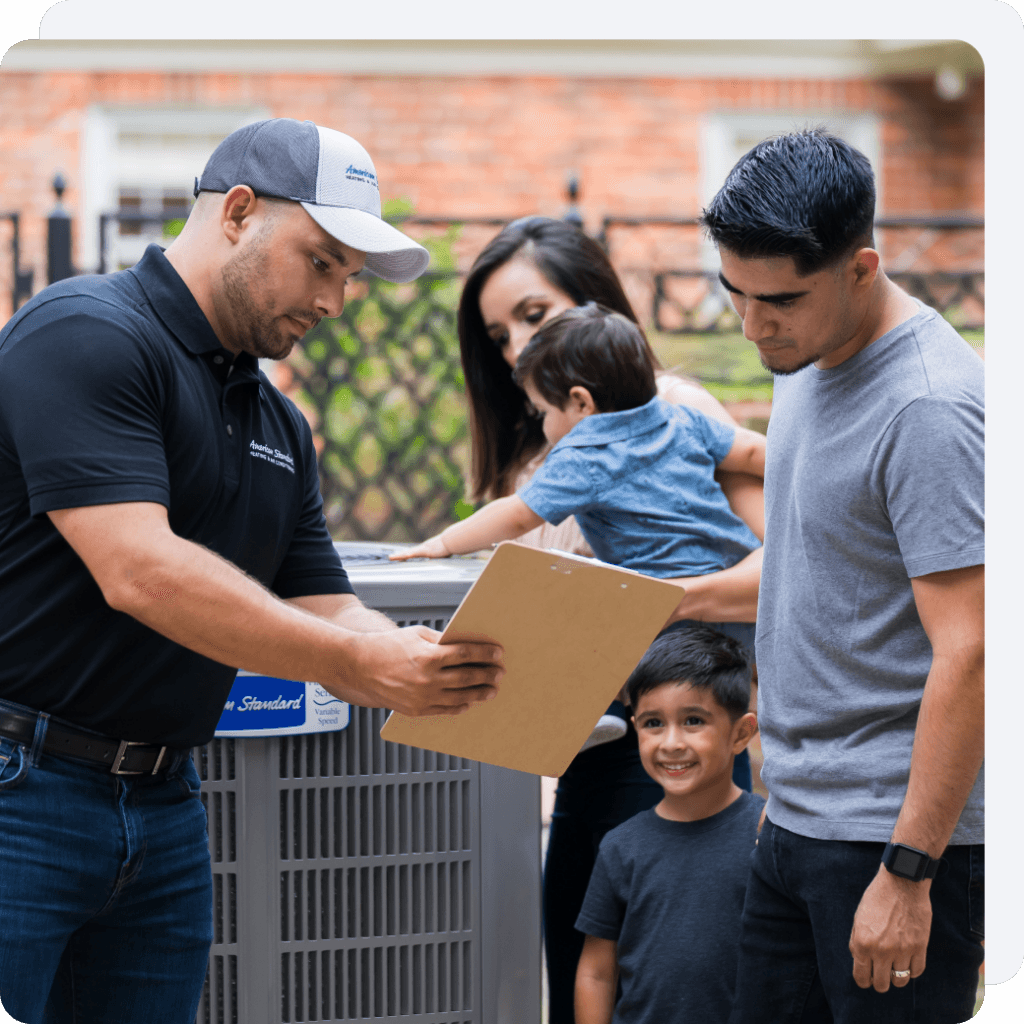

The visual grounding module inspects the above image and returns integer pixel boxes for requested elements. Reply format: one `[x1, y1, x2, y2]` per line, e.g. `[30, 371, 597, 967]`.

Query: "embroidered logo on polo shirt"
[250, 440, 295, 474]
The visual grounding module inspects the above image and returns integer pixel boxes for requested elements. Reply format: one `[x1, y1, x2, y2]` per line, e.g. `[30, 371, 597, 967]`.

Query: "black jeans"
[729, 818, 984, 1024]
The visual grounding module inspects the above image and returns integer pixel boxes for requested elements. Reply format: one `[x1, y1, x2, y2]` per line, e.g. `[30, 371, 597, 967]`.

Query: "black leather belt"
[0, 706, 183, 775]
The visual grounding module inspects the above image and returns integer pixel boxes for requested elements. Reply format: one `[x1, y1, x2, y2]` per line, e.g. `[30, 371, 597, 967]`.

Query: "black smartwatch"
[881, 842, 940, 882]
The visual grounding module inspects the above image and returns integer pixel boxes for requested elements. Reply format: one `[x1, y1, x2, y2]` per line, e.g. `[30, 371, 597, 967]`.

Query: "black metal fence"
[595, 215, 985, 335]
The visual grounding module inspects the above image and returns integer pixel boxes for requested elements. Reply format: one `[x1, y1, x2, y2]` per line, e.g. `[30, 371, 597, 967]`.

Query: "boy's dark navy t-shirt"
[576, 790, 764, 1024]
[0, 245, 353, 747]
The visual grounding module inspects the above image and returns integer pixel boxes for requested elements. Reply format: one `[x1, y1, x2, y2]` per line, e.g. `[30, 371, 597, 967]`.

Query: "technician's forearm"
[890, 645, 985, 856]
[665, 546, 762, 623]
[327, 602, 398, 634]
[105, 533, 378, 701]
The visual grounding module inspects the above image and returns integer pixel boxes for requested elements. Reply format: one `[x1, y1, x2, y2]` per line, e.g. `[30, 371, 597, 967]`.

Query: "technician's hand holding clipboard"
[382, 542, 682, 777]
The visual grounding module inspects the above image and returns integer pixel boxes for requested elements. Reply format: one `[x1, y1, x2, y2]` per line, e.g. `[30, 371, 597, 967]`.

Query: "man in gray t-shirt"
[702, 130, 984, 1024]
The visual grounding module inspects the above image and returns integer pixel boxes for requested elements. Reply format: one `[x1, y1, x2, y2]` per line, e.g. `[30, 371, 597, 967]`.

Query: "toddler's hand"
[389, 536, 451, 561]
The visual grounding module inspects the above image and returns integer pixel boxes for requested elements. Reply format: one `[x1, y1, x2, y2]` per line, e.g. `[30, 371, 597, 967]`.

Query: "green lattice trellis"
[284, 265, 475, 542]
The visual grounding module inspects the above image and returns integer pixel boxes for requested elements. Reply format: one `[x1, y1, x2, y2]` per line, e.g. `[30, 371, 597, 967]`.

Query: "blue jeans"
[728, 818, 985, 1024]
[0, 716, 213, 1023]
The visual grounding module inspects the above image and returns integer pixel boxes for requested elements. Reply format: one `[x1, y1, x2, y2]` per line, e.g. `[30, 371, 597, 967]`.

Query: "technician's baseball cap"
[194, 118, 430, 283]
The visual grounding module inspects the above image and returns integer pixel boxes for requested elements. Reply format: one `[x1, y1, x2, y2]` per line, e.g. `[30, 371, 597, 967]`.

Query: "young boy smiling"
[573, 625, 764, 1024]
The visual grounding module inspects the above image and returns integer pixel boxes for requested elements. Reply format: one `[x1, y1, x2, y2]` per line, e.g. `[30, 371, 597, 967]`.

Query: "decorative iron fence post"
[563, 173, 583, 229]
[47, 172, 74, 285]
[2, 212, 34, 313]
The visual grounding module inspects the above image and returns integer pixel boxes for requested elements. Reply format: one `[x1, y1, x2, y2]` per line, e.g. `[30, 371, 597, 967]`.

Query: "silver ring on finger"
[891, 969, 911, 979]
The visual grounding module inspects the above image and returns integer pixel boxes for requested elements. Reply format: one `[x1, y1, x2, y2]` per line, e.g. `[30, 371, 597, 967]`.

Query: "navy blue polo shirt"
[0, 244, 353, 747]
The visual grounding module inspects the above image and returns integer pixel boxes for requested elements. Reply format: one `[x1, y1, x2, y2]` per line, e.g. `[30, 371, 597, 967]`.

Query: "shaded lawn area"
[649, 329, 985, 409]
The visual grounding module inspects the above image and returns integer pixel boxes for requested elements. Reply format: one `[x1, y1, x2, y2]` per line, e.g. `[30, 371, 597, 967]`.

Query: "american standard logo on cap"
[345, 164, 379, 190]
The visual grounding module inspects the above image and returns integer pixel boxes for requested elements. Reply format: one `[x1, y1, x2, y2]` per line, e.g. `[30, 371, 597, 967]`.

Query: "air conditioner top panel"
[334, 541, 487, 610]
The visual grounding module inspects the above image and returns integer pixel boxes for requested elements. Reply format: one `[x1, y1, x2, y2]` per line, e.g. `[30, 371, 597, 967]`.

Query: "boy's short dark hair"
[700, 128, 876, 276]
[512, 302, 657, 413]
[625, 624, 752, 720]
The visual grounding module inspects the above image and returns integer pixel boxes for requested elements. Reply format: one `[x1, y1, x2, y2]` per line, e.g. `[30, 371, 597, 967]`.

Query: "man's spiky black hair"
[700, 128, 876, 276]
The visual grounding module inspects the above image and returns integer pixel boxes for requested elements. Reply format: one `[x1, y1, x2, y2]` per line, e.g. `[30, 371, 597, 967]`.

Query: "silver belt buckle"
[111, 740, 168, 775]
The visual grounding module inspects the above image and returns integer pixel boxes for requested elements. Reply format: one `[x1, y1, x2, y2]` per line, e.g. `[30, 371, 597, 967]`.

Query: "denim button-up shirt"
[518, 396, 760, 578]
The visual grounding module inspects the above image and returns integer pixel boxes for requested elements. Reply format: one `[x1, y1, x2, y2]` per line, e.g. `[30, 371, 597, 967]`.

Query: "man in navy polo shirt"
[0, 119, 503, 1024]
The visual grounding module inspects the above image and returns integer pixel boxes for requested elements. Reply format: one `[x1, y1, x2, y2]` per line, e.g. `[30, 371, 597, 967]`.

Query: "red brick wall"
[0, 69, 984, 321]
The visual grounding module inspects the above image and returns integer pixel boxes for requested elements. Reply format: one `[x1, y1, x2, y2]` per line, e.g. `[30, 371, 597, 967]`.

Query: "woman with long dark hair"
[457, 217, 764, 1024]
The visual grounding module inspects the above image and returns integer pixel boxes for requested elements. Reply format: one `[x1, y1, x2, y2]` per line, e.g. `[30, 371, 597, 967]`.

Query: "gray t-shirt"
[757, 303, 984, 844]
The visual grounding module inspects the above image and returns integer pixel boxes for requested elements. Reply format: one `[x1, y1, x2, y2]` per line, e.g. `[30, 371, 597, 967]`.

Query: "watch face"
[892, 846, 923, 877]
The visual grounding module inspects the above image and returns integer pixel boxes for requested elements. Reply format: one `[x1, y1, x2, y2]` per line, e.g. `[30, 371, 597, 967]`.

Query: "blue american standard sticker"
[215, 672, 350, 737]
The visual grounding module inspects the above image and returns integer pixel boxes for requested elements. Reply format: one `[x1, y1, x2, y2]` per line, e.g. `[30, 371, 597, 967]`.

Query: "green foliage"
[381, 196, 416, 219]
[649, 330, 774, 407]
[453, 498, 477, 521]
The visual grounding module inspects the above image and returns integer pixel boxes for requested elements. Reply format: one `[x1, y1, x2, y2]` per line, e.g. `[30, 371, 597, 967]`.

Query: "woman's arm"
[390, 495, 545, 560]
[716, 472, 764, 542]
[575, 935, 619, 1024]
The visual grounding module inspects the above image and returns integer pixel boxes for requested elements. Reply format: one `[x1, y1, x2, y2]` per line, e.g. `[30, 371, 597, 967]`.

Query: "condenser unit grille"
[274, 719, 479, 1023]
[280, 942, 475, 1021]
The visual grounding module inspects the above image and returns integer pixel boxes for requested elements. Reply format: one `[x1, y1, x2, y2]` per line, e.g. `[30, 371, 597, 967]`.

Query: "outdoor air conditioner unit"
[194, 544, 542, 1024]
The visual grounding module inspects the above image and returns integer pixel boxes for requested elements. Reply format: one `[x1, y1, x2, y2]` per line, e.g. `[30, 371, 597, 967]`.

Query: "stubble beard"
[757, 317, 854, 377]
[220, 236, 316, 361]
[759, 349, 819, 377]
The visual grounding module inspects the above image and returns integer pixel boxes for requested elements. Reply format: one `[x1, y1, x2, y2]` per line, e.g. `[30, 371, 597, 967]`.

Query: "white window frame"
[80, 105, 269, 274]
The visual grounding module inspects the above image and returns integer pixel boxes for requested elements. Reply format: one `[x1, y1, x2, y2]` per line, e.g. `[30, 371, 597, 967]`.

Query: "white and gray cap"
[194, 118, 429, 283]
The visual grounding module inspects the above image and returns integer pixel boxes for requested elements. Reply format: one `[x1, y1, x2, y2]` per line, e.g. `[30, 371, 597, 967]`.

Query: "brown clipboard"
[379, 541, 684, 777]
